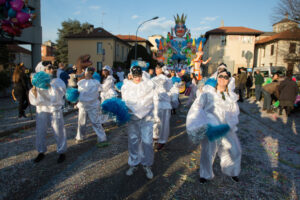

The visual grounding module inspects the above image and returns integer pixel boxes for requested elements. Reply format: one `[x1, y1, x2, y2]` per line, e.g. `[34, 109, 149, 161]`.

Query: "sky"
[41, 0, 281, 43]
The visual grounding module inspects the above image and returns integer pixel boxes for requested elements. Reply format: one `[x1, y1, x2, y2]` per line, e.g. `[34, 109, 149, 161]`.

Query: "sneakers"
[156, 143, 165, 151]
[231, 176, 239, 182]
[57, 154, 66, 163]
[199, 177, 208, 184]
[126, 166, 138, 176]
[34, 153, 45, 163]
[143, 166, 153, 179]
[126, 166, 154, 179]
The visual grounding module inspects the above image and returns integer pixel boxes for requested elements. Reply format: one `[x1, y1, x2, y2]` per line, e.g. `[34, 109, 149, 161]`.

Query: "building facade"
[254, 18, 300, 73]
[204, 27, 262, 74]
[41, 40, 56, 62]
[116, 35, 153, 55]
[66, 27, 131, 71]
[148, 35, 163, 52]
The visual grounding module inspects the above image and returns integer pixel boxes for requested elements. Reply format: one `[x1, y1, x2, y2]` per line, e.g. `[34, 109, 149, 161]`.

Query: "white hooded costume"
[29, 78, 67, 154]
[186, 84, 241, 180]
[210, 64, 235, 92]
[121, 72, 155, 167]
[75, 79, 107, 142]
[151, 73, 173, 144]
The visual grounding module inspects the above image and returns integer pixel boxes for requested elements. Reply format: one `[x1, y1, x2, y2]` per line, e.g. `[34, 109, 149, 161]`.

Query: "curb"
[0, 109, 76, 138]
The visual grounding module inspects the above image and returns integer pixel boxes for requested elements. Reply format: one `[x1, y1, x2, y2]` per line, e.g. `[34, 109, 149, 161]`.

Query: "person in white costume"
[100, 65, 118, 122]
[29, 65, 67, 163]
[121, 66, 155, 179]
[186, 73, 199, 107]
[75, 67, 107, 143]
[152, 64, 173, 150]
[186, 68, 241, 183]
[210, 63, 235, 92]
[170, 69, 180, 115]
[116, 67, 125, 82]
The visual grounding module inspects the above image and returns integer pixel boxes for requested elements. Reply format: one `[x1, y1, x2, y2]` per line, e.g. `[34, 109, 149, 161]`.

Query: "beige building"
[204, 27, 262, 74]
[254, 18, 300, 73]
[66, 26, 131, 71]
[148, 35, 163, 52]
[116, 35, 153, 55]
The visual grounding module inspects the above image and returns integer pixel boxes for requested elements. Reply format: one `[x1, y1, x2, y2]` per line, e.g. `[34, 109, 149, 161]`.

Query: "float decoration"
[153, 14, 207, 69]
[0, 0, 36, 37]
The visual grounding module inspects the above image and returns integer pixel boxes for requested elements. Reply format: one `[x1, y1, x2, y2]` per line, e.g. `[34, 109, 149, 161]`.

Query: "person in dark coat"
[262, 81, 280, 113]
[278, 71, 299, 116]
[254, 69, 264, 103]
[246, 71, 253, 98]
[237, 68, 247, 102]
[12, 63, 29, 118]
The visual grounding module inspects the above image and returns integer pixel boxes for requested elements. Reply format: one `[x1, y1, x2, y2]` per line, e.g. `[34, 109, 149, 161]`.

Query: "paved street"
[0, 96, 299, 200]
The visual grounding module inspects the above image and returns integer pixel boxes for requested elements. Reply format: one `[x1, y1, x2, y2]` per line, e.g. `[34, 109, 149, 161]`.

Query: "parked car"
[253, 66, 286, 79]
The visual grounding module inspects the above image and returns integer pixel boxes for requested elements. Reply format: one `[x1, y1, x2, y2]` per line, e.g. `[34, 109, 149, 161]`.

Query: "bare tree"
[272, 0, 300, 23]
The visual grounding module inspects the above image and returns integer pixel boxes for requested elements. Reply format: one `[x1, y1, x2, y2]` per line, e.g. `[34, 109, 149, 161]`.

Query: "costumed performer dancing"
[29, 65, 67, 163]
[75, 67, 107, 143]
[121, 66, 155, 179]
[152, 64, 173, 150]
[186, 68, 241, 183]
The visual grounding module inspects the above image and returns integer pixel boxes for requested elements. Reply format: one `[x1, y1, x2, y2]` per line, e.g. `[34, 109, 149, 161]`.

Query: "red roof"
[205, 26, 263, 37]
[256, 27, 300, 44]
[6, 44, 31, 55]
[116, 35, 153, 47]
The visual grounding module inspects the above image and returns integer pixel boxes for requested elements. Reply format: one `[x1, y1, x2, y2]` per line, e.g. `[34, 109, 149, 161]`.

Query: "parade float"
[153, 14, 210, 77]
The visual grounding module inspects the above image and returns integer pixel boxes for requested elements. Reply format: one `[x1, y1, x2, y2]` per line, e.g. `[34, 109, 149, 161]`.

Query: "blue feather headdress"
[93, 72, 101, 82]
[115, 81, 123, 91]
[171, 76, 181, 84]
[32, 71, 51, 89]
[101, 97, 131, 125]
[130, 60, 149, 71]
[205, 78, 217, 88]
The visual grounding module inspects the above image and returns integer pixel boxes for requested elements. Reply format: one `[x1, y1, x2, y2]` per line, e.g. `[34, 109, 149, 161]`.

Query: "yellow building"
[66, 26, 131, 71]
[204, 27, 262, 74]
[255, 17, 300, 73]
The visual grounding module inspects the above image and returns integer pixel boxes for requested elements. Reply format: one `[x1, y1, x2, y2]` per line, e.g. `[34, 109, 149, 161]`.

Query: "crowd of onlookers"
[233, 67, 299, 116]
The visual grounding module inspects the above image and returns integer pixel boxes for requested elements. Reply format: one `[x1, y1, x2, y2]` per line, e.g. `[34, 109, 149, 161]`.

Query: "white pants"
[200, 131, 242, 179]
[153, 109, 171, 144]
[36, 110, 67, 154]
[76, 107, 107, 142]
[128, 117, 154, 167]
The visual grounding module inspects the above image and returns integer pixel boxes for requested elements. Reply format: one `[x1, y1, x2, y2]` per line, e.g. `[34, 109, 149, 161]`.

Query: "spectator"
[246, 71, 253, 98]
[56, 63, 65, 78]
[12, 63, 29, 118]
[116, 67, 125, 82]
[186, 73, 199, 107]
[68, 66, 84, 88]
[237, 68, 247, 102]
[262, 81, 280, 113]
[278, 71, 299, 116]
[148, 68, 155, 78]
[254, 69, 264, 104]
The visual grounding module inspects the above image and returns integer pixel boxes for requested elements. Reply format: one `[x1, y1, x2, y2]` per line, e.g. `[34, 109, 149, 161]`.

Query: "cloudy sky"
[41, 0, 280, 43]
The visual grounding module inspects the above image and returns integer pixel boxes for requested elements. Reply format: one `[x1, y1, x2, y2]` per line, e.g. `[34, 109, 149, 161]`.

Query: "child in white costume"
[152, 64, 173, 150]
[186, 69, 241, 183]
[75, 68, 107, 143]
[29, 65, 67, 163]
[100, 65, 117, 102]
[121, 66, 155, 179]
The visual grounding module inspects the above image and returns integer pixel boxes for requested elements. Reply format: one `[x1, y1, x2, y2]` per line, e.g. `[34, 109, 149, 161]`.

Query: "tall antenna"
[101, 12, 106, 28]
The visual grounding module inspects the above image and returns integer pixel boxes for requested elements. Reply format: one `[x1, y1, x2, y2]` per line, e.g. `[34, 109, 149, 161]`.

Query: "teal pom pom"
[93, 72, 101, 82]
[32, 71, 51, 89]
[206, 124, 230, 141]
[66, 87, 79, 103]
[115, 81, 123, 91]
[171, 76, 181, 84]
[205, 78, 217, 88]
[101, 97, 131, 125]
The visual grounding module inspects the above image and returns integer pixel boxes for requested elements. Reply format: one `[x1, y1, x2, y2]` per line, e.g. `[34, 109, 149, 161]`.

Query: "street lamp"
[135, 16, 159, 60]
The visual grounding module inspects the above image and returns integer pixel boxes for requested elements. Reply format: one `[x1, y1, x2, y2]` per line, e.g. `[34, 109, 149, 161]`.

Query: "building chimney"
[87, 25, 94, 34]
[285, 12, 289, 19]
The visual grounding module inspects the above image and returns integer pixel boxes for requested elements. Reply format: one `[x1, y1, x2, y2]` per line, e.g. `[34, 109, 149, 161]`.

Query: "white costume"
[100, 75, 117, 103]
[121, 74, 155, 167]
[35, 62, 45, 73]
[29, 78, 67, 154]
[186, 85, 241, 180]
[170, 81, 180, 109]
[116, 71, 125, 82]
[186, 79, 198, 107]
[210, 65, 235, 92]
[75, 79, 107, 142]
[152, 74, 173, 144]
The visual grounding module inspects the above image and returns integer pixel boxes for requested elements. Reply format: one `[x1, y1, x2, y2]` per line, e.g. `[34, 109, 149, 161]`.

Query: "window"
[242, 51, 245, 57]
[221, 35, 226, 46]
[122, 46, 124, 61]
[289, 43, 296, 54]
[97, 42, 103, 54]
[263, 47, 265, 57]
[97, 62, 102, 72]
[270, 63, 273, 67]
[270, 45, 274, 56]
